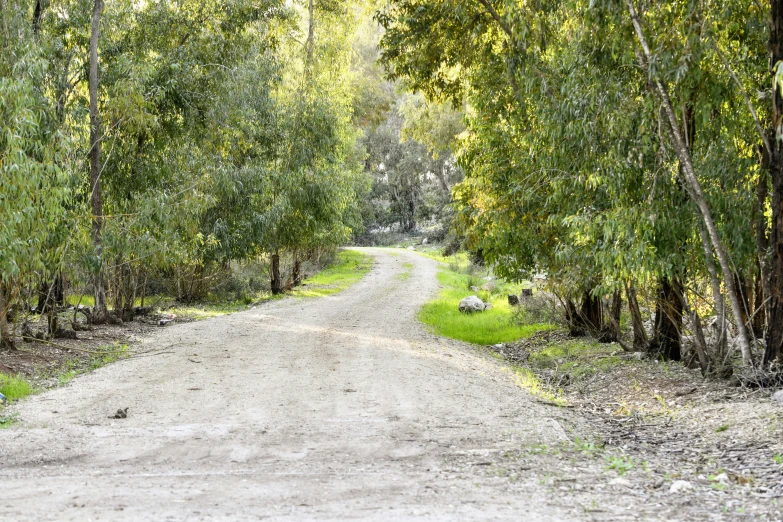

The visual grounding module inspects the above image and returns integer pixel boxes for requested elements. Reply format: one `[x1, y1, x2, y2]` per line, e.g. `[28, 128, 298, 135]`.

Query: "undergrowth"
[168, 250, 372, 318]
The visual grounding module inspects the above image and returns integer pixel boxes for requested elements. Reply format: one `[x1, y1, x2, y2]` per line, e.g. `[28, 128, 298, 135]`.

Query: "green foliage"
[0, 373, 34, 402]
[377, 0, 775, 368]
[605, 455, 636, 476]
[0, 0, 380, 330]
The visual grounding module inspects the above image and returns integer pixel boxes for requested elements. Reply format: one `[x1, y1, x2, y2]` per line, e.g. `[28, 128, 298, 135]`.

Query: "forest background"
[3, 0, 783, 380]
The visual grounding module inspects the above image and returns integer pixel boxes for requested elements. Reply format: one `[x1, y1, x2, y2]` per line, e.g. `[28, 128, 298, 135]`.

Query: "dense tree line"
[0, 0, 374, 347]
[378, 0, 783, 374]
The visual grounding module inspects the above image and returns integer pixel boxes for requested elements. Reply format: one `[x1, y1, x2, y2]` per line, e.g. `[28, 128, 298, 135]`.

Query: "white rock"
[669, 480, 693, 494]
[772, 390, 783, 404]
[608, 477, 632, 488]
[407, 246, 415, 251]
[459, 296, 485, 314]
[712, 472, 730, 486]
[422, 238, 429, 245]
[481, 281, 496, 292]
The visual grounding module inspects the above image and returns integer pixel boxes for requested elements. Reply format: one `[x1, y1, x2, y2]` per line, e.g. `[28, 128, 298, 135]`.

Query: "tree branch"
[475, 0, 513, 39]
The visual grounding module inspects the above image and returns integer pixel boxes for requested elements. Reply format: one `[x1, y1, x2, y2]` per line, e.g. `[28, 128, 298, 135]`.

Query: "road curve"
[0, 248, 571, 521]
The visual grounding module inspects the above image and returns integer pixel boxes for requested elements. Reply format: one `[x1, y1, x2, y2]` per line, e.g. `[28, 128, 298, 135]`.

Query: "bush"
[513, 291, 564, 326]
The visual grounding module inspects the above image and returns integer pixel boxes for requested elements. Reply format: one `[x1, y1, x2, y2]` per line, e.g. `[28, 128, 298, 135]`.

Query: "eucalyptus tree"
[0, 1, 71, 346]
[378, 0, 772, 370]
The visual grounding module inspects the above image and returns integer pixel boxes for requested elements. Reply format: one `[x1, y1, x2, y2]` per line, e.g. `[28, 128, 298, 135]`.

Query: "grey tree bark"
[625, 0, 753, 366]
[89, 0, 107, 321]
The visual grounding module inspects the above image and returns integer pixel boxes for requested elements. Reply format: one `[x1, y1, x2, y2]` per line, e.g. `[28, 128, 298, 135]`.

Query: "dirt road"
[7, 248, 762, 521]
[0, 248, 581, 520]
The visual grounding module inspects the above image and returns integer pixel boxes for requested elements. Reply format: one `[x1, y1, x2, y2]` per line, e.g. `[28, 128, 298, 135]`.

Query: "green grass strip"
[418, 264, 553, 345]
[293, 249, 373, 298]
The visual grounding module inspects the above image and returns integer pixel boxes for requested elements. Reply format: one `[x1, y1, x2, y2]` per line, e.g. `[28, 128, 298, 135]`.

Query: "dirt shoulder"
[491, 330, 783, 516]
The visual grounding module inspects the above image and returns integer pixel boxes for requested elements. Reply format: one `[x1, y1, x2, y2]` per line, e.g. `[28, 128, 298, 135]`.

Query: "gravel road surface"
[0, 249, 632, 520]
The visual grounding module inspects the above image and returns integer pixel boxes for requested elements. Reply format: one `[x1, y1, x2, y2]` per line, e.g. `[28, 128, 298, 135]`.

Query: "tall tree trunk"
[757, 151, 772, 332]
[651, 277, 683, 361]
[626, 283, 648, 351]
[270, 252, 282, 295]
[753, 260, 766, 336]
[696, 219, 727, 360]
[626, 0, 753, 365]
[0, 281, 14, 350]
[89, 0, 107, 321]
[683, 293, 710, 376]
[766, 0, 783, 365]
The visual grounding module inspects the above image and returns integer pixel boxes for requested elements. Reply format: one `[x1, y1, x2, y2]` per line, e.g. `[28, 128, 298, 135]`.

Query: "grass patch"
[167, 250, 371, 319]
[0, 373, 34, 428]
[511, 365, 565, 404]
[418, 266, 553, 345]
[0, 373, 34, 401]
[57, 343, 129, 386]
[0, 413, 17, 429]
[396, 262, 414, 281]
[293, 249, 372, 298]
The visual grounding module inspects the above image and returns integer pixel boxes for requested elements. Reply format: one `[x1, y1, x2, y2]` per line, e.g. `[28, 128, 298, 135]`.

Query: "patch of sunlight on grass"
[66, 295, 96, 307]
[417, 250, 470, 269]
[418, 267, 553, 345]
[510, 366, 566, 405]
[0, 373, 33, 401]
[292, 249, 372, 298]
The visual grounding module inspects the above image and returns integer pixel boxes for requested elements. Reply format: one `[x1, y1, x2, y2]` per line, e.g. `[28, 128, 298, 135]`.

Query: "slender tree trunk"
[140, 270, 148, 308]
[271, 252, 282, 295]
[765, 0, 783, 365]
[626, 0, 753, 364]
[89, 0, 107, 321]
[753, 260, 766, 336]
[683, 293, 710, 375]
[626, 283, 648, 351]
[304, 0, 314, 78]
[32, 0, 44, 34]
[0, 281, 14, 350]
